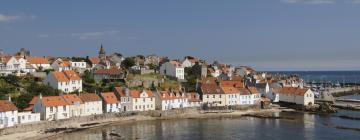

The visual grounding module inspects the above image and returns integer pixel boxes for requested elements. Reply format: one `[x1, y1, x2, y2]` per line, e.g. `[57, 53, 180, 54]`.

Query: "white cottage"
[17, 111, 40, 124]
[100, 92, 121, 113]
[157, 91, 188, 110]
[32, 95, 71, 121]
[0, 99, 18, 128]
[273, 87, 315, 106]
[159, 60, 184, 80]
[44, 70, 82, 93]
[62, 94, 86, 117]
[79, 93, 103, 115]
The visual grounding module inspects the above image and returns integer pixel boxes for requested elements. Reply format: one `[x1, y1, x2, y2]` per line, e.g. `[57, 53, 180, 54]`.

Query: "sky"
[1, 0, 360, 71]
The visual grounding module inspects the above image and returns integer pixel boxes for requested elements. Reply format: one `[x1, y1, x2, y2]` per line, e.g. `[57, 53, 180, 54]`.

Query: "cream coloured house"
[17, 111, 40, 124]
[221, 86, 240, 106]
[32, 95, 71, 121]
[62, 94, 85, 117]
[79, 93, 103, 115]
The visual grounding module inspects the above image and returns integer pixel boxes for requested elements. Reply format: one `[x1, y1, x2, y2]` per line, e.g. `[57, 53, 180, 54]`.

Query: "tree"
[121, 57, 135, 69]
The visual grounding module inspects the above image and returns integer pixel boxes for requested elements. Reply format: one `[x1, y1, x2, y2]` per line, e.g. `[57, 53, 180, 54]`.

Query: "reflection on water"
[51, 111, 360, 140]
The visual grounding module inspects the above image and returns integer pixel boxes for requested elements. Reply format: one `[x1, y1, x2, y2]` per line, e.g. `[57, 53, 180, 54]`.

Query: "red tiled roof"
[0, 100, 17, 112]
[129, 90, 154, 98]
[101, 92, 119, 104]
[79, 93, 102, 102]
[248, 87, 259, 94]
[52, 70, 81, 82]
[27, 57, 49, 64]
[89, 57, 100, 64]
[272, 87, 309, 96]
[187, 93, 201, 102]
[239, 88, 251, 95]
[221, 86, 240, 94]
[62, 94, 83, 104]
[160, 91, 186, 100]
[94, 68, 122, 75]
[220, 80, 244, 88]
[41, 96, 70, 107]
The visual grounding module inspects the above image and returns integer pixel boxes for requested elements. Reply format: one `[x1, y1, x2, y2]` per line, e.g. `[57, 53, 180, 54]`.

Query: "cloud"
[70, 30, 119, 40]
[281, 0, 335, 4]
[0, 14, 36, 23]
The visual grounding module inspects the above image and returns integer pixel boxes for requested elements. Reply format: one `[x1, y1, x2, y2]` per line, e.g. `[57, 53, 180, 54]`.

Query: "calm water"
[267, 71, 360, 84]
[51, 110, 360, 140]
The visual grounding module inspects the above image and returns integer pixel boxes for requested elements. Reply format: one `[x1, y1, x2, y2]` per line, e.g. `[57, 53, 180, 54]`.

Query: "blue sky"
[1, 0, 360, 71]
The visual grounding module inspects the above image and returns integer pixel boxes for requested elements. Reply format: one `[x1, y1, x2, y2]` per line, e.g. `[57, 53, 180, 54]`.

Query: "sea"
[50, 107, 360, 140]
[266, 71, 360, 84]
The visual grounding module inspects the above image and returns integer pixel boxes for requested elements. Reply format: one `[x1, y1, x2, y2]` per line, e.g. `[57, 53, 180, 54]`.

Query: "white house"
[181, 56, 198, 68]
[159, 60, 185, 80]
[100, 92, 121, 113]
[51, 58, 71, 72]
[0, 56, 27, 75]
[115, 87, 156, 112]
[62, 94, 86, 117]
[157, 91, 188, 110]
[187, 92, 202, 108]
[221, 86, 240, 106]
[248, 87, 261, 105]
[26, 57, 51, 70]
[201, 84, 226, 107]
[272, 87, 315, 106]
[32, 95, 71, 121]
[17, 111, 40, 124]
[44, 70, 82, 93]
[238, 88, 253, 105]
[71, 61, 87, 69]
[79, 93, 103, 116]
[0, 99, 18, 128]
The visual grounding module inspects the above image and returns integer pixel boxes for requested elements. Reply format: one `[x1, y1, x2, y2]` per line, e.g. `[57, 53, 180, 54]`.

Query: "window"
[12, 118, 14, 122]
[50, 107, 53, 113]
[63, 106, 66, 111]
[219, 95, 222, 98]
[207, 95, 209, 98]
[135, 99, 138, 102]
[151, 98, 153, 101]
[135, 105, 137, 109]
[147, 105, 149, 108]
[143, 98, 145, 102]
[213, 95, 215, 98]
[22, 116, 25, 120]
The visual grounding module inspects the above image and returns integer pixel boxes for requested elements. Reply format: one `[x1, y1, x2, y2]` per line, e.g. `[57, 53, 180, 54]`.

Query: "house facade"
[32, 95, 71, 121]
[62, 94, 85, 117]
[79, 93, 103, 116]
[0, 100, 18, 128]
[17, 111, 40, 124]
[51, 58, 71, 72]
[157, 91, 188, 110]
[44, 70, 82, 93]
[187, 93, 202, 108]
[115, 88, 156, 112]
[93, 68, 124, 82]
[273, 87, 315, 106]
[100, 92, 121, 113]
[159, 60, 185, 80]
[26, 57, 51, 70]
[221, 86, 240, 106]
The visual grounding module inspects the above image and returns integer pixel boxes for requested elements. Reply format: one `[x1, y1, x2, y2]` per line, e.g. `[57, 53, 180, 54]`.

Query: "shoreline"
[0, 108, 281, 140]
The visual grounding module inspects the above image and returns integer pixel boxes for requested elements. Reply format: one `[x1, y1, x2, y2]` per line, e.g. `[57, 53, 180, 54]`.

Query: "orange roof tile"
[248, 87, 259, 94]
[52, 70, 81, 82]
[221, 86, 240, 94]
[62, 94, 83, 104]
[79, 93, 102, 102]
[89, 57, 100, 64]
[94, 68, 122, 75]
[170, 60, 180, 66]
[101, 92, 119, 104]
[187, 92, 201, 102]
[27, 57, 49, 64]
[0, 100, 17, 112]
[41, 96, 70, 107]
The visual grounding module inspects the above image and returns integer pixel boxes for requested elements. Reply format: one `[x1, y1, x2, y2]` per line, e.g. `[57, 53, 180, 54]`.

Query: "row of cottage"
[0, 88, 202, 128]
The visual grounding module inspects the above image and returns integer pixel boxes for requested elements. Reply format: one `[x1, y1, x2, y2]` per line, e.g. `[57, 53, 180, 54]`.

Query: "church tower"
[99, 44, 106, 61]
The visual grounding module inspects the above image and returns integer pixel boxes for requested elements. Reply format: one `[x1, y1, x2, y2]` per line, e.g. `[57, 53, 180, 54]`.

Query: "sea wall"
[0, 109, 194, 136]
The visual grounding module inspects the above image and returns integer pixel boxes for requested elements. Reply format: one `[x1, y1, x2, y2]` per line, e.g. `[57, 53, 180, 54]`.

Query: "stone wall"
[0, 109, 196, 136]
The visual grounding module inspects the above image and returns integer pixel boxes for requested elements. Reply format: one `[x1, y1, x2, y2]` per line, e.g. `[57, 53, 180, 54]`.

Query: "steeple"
[99, 44, 106, 61]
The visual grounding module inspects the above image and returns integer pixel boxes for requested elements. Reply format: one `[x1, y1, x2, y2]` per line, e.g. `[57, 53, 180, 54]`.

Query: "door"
[124, 106, 127, 112]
